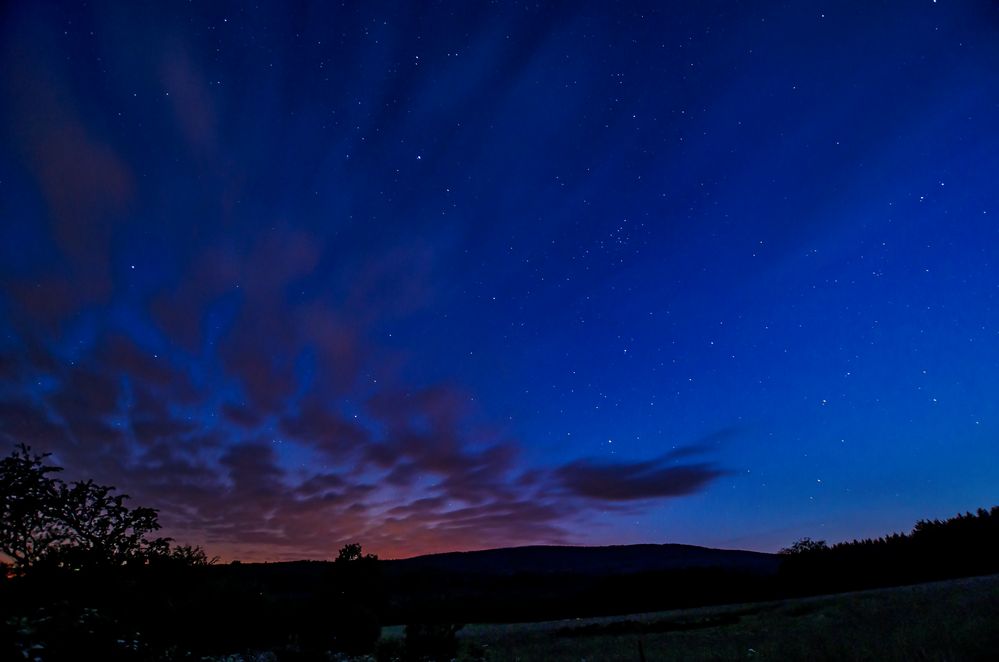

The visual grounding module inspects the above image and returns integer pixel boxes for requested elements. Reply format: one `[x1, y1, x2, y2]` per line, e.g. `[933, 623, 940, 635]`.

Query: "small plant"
[404, 622, 463, 661]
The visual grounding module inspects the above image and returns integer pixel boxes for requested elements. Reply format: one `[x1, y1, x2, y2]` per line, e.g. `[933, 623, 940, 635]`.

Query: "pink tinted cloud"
[161, 45, 218, 161]
[2, 24, 133, 307]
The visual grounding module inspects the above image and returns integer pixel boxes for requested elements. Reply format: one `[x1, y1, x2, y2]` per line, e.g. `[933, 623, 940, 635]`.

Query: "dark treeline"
[777, 506, 999, 596]
[1, 544, 385, 660]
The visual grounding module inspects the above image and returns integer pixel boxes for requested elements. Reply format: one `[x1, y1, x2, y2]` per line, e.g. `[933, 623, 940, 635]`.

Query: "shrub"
[404, 622, 463, 661]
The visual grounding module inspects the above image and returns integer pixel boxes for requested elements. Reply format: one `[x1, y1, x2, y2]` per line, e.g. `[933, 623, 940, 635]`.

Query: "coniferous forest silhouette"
[3, 444, 998, 660]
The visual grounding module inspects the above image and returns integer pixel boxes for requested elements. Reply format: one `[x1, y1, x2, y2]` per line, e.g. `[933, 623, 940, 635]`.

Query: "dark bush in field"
[292, 544, 384, 655]
[404, 622, 464, 661]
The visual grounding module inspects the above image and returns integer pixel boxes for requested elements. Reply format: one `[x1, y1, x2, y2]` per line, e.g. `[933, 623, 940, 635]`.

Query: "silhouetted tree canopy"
[777, 507, 999, 596]
[0, 444, 207, 573]
[778, 537, 829, 555]
[336, 541, 378, 563]
[0, 444, 64, 569]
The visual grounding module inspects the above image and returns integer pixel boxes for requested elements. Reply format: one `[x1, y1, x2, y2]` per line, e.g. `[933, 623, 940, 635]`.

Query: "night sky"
[2, 1, 998, 561]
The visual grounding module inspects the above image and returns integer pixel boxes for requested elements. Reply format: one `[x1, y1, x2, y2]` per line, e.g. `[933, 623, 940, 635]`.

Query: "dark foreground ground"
[378, 573, 999, 661]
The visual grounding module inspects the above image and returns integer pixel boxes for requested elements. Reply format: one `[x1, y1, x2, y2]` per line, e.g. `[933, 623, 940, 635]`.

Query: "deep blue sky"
[1, 0, 997, 560]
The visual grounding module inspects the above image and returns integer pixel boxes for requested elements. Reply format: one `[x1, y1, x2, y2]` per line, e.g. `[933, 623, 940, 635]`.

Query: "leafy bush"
[404, 622, 463, 661]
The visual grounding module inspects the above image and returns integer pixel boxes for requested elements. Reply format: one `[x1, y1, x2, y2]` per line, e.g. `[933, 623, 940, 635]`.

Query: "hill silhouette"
[384, 542, 780, 576]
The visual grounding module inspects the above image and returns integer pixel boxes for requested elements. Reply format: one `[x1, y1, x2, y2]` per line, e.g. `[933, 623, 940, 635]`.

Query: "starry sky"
[1, 1, 998, 561]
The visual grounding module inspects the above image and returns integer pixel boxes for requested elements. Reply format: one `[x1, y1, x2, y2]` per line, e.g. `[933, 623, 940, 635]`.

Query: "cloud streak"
[556, 456, 727, 502]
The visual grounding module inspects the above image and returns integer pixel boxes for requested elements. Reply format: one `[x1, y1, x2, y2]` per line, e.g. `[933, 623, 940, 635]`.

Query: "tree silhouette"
[48, 479, 170, 569]
[0, 443, 181, 572]
[336, 541, 378, 563]
[1, 444, 68, 568]
[778, 537, 829, 555]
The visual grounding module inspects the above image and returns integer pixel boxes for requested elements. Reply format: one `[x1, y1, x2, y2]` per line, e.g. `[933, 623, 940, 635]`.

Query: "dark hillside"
[383, 543, 780, 577]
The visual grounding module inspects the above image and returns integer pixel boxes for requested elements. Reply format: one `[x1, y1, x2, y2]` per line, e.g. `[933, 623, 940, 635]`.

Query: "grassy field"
[382, 574, 999, 661]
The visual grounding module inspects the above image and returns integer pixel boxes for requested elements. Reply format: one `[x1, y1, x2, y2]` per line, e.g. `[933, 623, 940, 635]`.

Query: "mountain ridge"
[383, 542, 780, 576]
